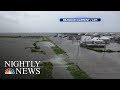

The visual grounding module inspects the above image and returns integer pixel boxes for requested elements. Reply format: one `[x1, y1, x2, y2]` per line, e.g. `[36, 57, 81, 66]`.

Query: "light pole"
[77, 40, 80, 56]
[103, 41, 107, 56]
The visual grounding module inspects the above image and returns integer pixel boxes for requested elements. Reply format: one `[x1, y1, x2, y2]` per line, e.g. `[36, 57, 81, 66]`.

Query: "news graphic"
[60, 18, 101, 22]
[0, 11, 120, 79]
[4, 61, 41, 75]
[5, 68, 15, 74]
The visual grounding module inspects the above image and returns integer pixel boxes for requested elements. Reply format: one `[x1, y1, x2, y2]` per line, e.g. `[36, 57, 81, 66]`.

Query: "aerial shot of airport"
[0, 32, 120, 79]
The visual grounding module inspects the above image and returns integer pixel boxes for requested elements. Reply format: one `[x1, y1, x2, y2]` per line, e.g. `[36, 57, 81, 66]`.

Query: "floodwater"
[0, 33, 120, 79]
[0, 38, 53, 79]
[106, 43, 120, 50]
[50, 36, 120, 79]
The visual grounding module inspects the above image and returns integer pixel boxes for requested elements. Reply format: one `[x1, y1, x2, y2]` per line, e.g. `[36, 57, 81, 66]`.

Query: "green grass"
[34, 46, 40, 49]
[31, 48, 46, 55]
[25, 47, 34, 49]
[86, 47, 104, 52]
[23, 36, 44, 39]
[105, 49, 115, 52]
[39, 50, 46, 55]
[86, 47, 120, 53]
[41, 36, 53, 42]
[35, 62, 53, 79]
[51, 45, 66, 55]
[67, 63, 91, 79]
[31, 48, 40, 52]
[117, 50, 120, 52]
[0, 36, 44, 38]
[0, 36, 22, 38]
[36, 36, 65, 55]
[25, 40, 46, 55]
[40, 36, 49, 41]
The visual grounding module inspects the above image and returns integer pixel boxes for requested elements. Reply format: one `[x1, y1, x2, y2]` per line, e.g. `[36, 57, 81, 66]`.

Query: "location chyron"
[60, 18, 101, 22]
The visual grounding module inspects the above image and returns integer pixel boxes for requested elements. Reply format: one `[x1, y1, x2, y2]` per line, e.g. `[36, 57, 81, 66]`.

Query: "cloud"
[0, 11, 120, 33]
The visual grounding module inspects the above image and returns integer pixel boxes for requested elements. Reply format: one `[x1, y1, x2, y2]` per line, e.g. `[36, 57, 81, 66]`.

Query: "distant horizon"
[0, 32, 120, 34]
[2, 31, 120, 33]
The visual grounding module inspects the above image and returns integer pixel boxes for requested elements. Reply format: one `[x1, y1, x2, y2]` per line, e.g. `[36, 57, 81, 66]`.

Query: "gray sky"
[0, 11, 120, 33]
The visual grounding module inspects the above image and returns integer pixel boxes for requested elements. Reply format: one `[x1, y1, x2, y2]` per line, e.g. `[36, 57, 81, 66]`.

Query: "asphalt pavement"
[50, 36, 120, 79]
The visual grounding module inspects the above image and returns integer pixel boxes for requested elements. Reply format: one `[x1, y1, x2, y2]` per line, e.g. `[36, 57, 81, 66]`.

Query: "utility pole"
[77, 40, 80, 56]
[103, 41, 106, 56]
[72, 36, 74, 44]
[60, 36, 62, 44]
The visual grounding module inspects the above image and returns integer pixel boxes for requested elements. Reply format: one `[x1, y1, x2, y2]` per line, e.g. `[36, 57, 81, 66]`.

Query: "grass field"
[34, 62, 53, 79]
[67, 63, 91, 79]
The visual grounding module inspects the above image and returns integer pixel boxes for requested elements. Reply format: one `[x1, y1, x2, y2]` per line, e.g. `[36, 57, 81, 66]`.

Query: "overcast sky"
[0, 11, 120, 33]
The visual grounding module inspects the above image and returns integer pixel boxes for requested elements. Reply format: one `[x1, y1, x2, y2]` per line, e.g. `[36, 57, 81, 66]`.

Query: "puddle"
[50, 55, 67, 65]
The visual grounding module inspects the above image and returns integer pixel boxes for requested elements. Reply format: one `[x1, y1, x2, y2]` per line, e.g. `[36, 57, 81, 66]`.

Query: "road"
[50, 36, 120, 79]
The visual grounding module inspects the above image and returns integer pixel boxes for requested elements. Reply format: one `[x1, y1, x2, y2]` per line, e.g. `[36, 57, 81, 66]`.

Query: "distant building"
[80, 36, 92, 43]
[80, 36, 105, 47]
[100, 36, 110, 44]
[91, 37, 105, 44]
[92, 33, 100, 37]
[54, 33, 62, 37]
